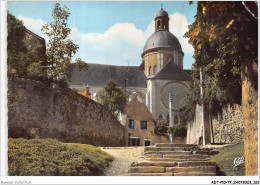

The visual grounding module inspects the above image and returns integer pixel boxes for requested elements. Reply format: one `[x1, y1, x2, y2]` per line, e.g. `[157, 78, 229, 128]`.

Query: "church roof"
[142, 31, 183, 56]
[126, 96, 156, 122]
[70, 63, 147, 88]
[150, 60, 190, 81]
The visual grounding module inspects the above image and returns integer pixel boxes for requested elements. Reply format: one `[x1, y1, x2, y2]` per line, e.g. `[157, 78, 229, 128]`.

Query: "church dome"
[155, 9, 168, 19]
[142, 31, 183, 55]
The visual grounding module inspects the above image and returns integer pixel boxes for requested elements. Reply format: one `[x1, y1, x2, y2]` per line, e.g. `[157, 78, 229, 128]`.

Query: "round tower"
[142, 8, 184, 77]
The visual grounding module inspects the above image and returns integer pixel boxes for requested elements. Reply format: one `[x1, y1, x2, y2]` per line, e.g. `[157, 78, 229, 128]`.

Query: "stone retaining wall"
[211, 104, 244, 144]
[187, 104, 244, 145]
[8, 74, 127, 146]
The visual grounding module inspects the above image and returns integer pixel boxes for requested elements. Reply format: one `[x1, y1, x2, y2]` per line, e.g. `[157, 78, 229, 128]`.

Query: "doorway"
[128, 137, 140, 146]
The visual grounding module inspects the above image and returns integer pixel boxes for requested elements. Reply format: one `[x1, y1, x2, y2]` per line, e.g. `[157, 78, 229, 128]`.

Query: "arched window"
[157, 20, 161, 29]
[158, 114, 163, 120]
[162, 20, 165, 29]
[154, 65, 157, 74]
[174, 115, 179, 124]
[149, 66, 152, 75]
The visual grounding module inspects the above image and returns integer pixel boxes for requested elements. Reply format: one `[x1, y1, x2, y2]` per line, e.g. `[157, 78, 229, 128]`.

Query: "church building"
[142, 8, 190, 123]
[69, 8, 190, 145]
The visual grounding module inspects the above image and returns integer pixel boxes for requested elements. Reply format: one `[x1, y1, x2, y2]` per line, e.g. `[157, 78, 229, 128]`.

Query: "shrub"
[8, 138, 113, 176]
[155, 121, 187, 138]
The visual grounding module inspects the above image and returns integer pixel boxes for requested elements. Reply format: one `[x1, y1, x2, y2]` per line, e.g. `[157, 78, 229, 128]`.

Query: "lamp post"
[200, 68, 205, 147]
[169, 92, 173, 144]
[123, 76, 127, 94]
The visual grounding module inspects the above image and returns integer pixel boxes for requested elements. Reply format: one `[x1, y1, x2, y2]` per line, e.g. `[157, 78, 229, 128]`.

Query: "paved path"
[100, 147, 146, 176]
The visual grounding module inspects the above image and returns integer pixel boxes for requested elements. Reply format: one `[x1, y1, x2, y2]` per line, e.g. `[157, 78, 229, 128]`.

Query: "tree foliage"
[7, 13, 47, 79]
[41, 3, 87, 85]
[99, 80, 127, 117]
[180, 2, 258, 124]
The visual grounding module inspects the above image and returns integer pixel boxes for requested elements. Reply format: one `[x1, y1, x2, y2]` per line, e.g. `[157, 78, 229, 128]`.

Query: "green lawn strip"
[208, 142, 245, 176]
[8, 138, 114, 176]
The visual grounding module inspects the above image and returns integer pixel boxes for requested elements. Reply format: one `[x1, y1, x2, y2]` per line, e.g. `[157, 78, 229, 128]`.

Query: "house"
[126, 96, 168, 146]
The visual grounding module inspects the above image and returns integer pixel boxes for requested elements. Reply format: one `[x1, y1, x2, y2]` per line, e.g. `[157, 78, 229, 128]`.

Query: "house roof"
[126, 96, 156, 122]
[70, 63, 147, 88]
[77, 92, 91, 99]
[150, 60, 190, 81]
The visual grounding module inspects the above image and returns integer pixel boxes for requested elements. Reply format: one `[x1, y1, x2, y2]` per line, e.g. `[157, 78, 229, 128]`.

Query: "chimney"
[86, 86, 90, 94]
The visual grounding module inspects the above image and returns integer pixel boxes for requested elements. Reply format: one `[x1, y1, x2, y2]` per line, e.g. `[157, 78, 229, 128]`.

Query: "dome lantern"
[154, 8, 169, 32]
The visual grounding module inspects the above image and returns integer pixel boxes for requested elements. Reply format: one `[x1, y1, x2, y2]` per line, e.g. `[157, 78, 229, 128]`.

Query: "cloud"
[69, 23, 147, 66]
[17, 16, 47, 39]
[17, 12, 194, 67]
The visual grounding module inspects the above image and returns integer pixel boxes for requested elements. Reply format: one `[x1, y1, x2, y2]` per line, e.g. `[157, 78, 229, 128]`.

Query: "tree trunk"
[242, 57, 258, 176]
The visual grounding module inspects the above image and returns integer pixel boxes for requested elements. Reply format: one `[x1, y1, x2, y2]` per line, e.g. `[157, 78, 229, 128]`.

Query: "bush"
[154, 122, 168, 136]
[154, 121, 187, 138]
[8, 138, 114, 176]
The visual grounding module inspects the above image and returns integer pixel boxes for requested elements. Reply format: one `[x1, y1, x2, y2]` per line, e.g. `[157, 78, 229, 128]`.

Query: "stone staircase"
[129, 143, 217, 176]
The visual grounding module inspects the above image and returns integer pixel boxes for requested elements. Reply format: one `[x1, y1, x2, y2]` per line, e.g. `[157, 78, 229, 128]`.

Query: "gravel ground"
[100, 147, 146, 176]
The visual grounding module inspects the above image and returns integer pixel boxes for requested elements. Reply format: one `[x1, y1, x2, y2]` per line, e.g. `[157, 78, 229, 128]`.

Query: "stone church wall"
[8, 74, 127, 146]
[148, 79, 188, 120]
[187, 104, 244, 145]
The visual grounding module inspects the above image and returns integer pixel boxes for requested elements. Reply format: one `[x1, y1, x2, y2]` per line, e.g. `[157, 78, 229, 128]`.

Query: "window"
[129, 120, 135, 129]
[158, 114, 163, 120]
[174, 54, 179, 66]
[157, 20, 161, 29]
[149, 66, 152, 75]
[140, 121, 147, 130]
[145, 55, 149, 74]
[154, 65, 157, 74]
[157, 53, 163, 68]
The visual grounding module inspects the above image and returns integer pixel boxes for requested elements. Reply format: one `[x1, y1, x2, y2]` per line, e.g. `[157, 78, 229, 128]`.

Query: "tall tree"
[7, 12, 47, 79]
[180, 2, 257, 124]
[41, 3, 87, 85]
[99, 80, 127, 117]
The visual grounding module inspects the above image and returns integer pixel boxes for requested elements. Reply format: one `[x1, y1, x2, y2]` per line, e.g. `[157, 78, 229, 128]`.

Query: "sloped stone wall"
[8, 74, 127, 146]
[186, 105, 203, 145]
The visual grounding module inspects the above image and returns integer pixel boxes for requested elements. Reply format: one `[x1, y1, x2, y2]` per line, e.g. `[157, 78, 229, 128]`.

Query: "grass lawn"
[8, 138, 114, 176]
[208, 142, 245, 176]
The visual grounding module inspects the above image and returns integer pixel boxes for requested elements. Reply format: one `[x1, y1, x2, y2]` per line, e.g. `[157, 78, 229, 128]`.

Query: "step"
[146, 158, 185, 162]
[129, 166, 165, 173]
[144, 151, 192, 155]
[145, 154, 163, 158]
[135, 161, 178, 167]
[173, 172, 216, 176]
[144, 147, 173, 152]
[163, 154, 209, 161]
[130, 173, 173, 176]
[178, 161, 217, 167]
[166, 166, 216, 173]
[156, 143, 198, 148]
[145, 147, 195, 152]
